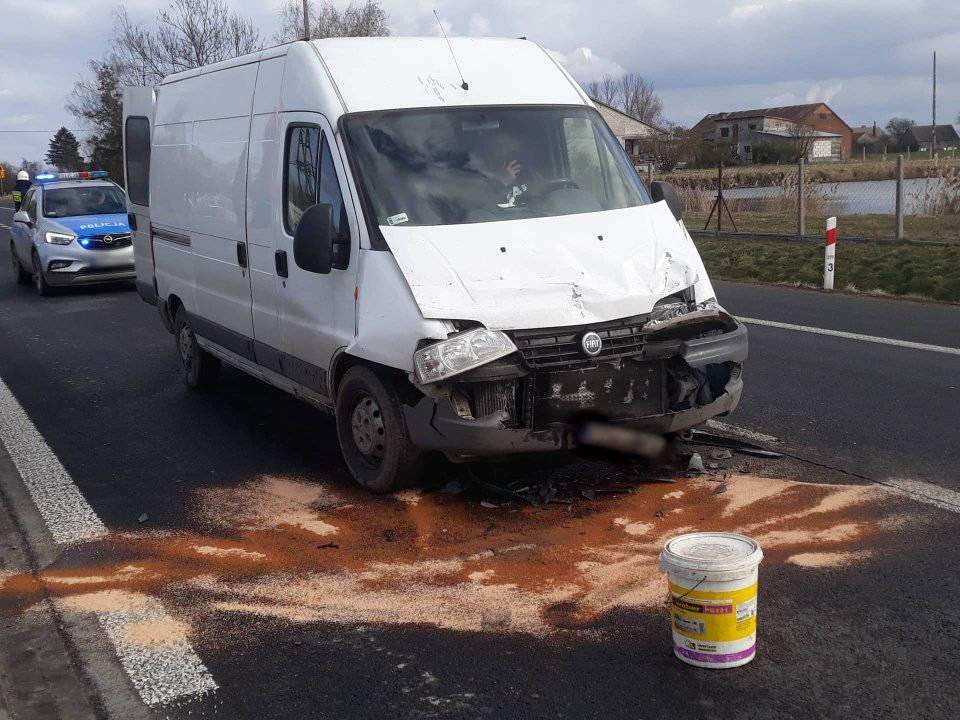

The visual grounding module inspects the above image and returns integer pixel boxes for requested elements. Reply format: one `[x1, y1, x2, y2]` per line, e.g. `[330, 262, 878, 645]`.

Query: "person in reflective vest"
[12, 171, 31, 211]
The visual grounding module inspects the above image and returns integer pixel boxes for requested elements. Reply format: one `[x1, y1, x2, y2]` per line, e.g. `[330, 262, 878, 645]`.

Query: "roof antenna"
[433, 10, 468, 91]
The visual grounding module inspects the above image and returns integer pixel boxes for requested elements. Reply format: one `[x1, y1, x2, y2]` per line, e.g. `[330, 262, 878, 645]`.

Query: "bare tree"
[276, 0, 390, 42]
[620, 73, 663, 127]
[115, 0, 261, 86]
[637, 123, 696, 173]
[585, 72, 663, 127]
[586, 75, 618, 107]
[785, 122, 818, 163]
[885, 117, 916, 149]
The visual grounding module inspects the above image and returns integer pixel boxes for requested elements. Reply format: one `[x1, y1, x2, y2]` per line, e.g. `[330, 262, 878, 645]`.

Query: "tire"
[335, 366, 423, 494]
[173, 306, 221, 388]
[10, 243, 30, 285]
[31, 251, 54, 296]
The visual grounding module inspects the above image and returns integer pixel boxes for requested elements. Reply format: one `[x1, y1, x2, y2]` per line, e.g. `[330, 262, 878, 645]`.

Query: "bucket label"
[736, 597, 757, 624]
[674, 615, 705, 636]
[669, 581, 758, 644]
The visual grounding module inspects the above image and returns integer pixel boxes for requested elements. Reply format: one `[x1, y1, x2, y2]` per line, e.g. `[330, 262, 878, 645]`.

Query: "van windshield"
[343, 106, 650, 227]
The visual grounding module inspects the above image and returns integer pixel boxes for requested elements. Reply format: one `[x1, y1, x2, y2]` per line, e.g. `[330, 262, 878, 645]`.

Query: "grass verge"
[694, 236, 960, 302]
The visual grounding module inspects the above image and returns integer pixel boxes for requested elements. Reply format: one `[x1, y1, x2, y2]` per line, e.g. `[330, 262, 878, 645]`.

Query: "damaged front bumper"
[403, 319, 748, 459]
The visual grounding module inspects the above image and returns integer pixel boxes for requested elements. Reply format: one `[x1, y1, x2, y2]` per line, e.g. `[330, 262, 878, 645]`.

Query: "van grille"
[508, 314, 649, 371]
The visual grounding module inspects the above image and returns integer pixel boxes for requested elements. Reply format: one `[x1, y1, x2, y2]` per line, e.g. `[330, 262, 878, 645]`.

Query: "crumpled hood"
[51, 213, 129, 237]
[380, 201, 711, 330]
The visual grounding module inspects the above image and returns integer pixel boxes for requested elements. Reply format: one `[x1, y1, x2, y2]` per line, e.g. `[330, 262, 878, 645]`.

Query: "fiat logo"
[580, 331, 603, 356]
[103, 235, 114, 244]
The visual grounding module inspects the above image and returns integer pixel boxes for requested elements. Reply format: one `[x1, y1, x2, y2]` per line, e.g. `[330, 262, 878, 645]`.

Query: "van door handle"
[275, 250, 288, 278]
[236, 242, 248, 268]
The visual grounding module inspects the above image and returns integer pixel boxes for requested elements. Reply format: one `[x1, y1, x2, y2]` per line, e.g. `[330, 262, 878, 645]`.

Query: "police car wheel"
[173, 307, 220, 389]
[31, 251, 54, 296]
[10, 244, 30, 285]
[336, 366, 423, 494]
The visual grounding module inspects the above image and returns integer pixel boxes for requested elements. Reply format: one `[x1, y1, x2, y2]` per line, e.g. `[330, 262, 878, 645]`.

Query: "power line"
[0, 129, 93, 134]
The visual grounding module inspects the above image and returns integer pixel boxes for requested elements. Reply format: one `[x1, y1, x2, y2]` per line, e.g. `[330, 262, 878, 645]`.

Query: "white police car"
[9, 171, 134, 295]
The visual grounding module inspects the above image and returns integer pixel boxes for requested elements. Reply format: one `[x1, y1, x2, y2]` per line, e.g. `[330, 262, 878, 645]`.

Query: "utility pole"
[931, 50, 937, 159]
[302, 0, 310, 41]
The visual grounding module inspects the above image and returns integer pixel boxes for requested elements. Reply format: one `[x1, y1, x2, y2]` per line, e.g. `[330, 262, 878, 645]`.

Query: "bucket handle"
[673, 575, 708, 602]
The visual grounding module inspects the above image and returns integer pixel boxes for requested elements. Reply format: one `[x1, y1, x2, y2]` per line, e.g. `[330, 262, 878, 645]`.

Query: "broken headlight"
[642, 298, 724, 333]
[414, 328, 517, 384]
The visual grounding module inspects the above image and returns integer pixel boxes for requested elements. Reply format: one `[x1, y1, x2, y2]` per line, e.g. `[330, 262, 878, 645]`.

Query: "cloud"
[546, 47, 625, 84]
[467, 13, 491, 36]
[805, 81, 844, 104]
[728, 3, 766, 21]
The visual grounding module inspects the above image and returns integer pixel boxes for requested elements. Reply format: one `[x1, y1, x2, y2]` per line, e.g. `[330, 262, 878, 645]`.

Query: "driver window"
[562, 118, 605, 204]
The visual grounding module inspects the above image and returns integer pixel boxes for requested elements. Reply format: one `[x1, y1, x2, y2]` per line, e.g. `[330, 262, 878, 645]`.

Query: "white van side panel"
[248, 56, 287, 353]
[152, 62, 259, 341]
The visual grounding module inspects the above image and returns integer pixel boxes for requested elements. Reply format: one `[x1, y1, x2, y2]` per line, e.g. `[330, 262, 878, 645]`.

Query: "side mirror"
[13, 210, 31, 226]
[293, 203, 333, 275]
[650, 181, 684, 221]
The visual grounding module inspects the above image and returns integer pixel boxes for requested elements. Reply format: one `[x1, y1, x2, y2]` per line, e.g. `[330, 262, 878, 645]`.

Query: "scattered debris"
[711, 449, 733, 460]
[713, 483, 729, 495]
[687, 453, 706, 473]
[137, 514, 148, 524]
[480, 501, 499, 509]
[316, 542, 339, 550]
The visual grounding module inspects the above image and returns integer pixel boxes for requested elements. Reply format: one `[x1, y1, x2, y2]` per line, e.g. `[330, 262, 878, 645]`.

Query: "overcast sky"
[1, 0, 957, 166]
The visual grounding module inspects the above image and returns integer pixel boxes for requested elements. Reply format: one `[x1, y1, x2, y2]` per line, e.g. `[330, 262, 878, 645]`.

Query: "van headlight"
[642, 298, 725, 332]
[414, 328, 517, 384]
[45, 232, 75, 245]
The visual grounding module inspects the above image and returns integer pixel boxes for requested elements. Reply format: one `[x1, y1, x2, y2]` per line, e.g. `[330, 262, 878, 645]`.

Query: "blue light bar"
[34, 171, 109, 184]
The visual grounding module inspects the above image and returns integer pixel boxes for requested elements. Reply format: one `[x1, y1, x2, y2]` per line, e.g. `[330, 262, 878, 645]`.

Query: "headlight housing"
[414, 328, 517, 384]
[44, 232, 75, 245]
[642, 298, 724, 333]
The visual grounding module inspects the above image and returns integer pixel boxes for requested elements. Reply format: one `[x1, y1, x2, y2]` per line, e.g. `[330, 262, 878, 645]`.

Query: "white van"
[122, 38, 747, 492]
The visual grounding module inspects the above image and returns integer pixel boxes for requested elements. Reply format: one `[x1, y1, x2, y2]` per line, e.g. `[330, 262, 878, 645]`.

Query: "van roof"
[314, 37, 589, 113]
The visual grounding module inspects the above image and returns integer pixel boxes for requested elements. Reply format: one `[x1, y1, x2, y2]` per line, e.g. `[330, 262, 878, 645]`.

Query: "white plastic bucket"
[658, 532, 763, 669]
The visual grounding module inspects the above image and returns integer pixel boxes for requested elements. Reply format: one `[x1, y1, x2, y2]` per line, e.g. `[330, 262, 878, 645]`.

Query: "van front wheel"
[173, 307, 221, 388]
[336, 366, 422, 494]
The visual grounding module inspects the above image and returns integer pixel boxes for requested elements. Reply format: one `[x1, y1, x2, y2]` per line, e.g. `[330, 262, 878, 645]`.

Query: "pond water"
[715, 177, 947, 216]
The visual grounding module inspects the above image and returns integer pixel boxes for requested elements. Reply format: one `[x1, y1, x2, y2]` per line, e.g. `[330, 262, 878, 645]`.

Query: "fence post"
[797, 157, 805, 239]
[895, 155, 904, 240]
[717, 161, 724, 234]
[823, 217, 837, 290]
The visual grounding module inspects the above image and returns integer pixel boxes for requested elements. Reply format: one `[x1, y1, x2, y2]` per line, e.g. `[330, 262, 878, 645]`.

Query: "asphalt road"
[2, 203, 959, 720]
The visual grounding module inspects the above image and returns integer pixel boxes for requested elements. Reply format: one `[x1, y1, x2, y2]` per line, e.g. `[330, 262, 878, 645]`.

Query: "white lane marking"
[57, 594, 218, 707]
[0, 376, 107, 544]
[0, 224, 10, 229]
[738, 317, 960, 356]
[0, 375, 217, 705]
[883, 478, 960, 515]
[704, 419, 780, 444]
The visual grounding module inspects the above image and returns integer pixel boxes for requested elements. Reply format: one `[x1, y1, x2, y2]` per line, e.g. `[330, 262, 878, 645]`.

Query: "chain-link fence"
[651, 158, 960, 246]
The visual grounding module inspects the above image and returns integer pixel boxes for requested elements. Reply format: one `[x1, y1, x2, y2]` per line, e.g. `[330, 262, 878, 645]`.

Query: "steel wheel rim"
[351, 395, 385, 462]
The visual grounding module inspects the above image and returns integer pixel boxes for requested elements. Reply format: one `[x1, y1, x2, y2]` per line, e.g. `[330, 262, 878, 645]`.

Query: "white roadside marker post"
[823, 216, 837, 290]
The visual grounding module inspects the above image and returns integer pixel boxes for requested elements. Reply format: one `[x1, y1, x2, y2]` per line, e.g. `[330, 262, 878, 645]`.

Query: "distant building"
[851, 124, 889, 155]
[692, 103, 853, 162]
[901, 125, 960, 153]
[592, 100, 660, 165]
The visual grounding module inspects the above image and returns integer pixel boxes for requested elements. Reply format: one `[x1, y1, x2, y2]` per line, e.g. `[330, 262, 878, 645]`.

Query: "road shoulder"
[0, 441, 150, 720]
